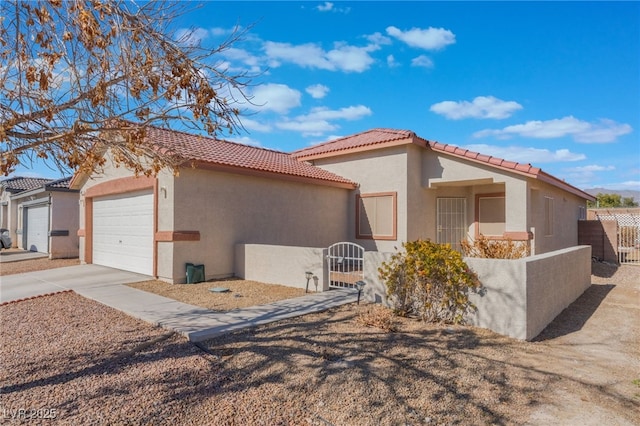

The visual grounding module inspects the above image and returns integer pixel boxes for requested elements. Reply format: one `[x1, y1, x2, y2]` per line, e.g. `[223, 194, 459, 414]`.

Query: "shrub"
[460, 235, 528, 259]
[355, 304, 398, 332]
[378, 240, 482, 324]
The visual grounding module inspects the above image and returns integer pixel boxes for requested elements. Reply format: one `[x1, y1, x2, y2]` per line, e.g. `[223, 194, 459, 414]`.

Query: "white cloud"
[306, 84, 330, 99]
[175, 27, 209, 46]
[225, 135, 263, 147]
[275, 105, 372, 136]
[326, 44, 377, 72]
[411, 55, 434, 68]
[430, 96, 523, 120]
[317, 2, 334, 12]
[366, 32, 392, 46]
[386, 26, 456, 50]
[276, 119, 337, 136]
[263, 41, 377, 73]
[387, 55, 399, 68]
[565, 165, 615, 172]
[238, 117, 272, 133]
[222, 48, 260, 68]
[302, 105, 372, 121]
[248, 83, 301, 114]
[462, 144, 586, 163]
[616, 181, 640, 189]
[473, 116, 633, 143]
[211, 27, 237, 37]
[316, 1, 350, 13]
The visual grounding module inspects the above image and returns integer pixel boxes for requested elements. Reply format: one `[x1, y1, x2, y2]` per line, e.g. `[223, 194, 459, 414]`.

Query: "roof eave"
[294, 135, 422, 161]
[429, 143, 595, 202]
[192, 161, 357, 190]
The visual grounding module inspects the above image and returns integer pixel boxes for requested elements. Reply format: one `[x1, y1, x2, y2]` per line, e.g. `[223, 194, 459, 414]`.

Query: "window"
[476, 194, 505, 237]
[545, 197, 554, 236]
[578, 206, 586, 220]
[356, 192, 396, 240]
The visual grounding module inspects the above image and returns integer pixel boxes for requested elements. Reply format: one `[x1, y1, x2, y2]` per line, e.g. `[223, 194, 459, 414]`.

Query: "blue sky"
[12, 1, 640, 191]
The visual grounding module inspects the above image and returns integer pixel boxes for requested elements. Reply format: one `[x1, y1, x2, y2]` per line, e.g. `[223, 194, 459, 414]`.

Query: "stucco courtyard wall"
[235, 244, 328, 291]
[239, 243, 592, 341]
[465, 245, 592, 340]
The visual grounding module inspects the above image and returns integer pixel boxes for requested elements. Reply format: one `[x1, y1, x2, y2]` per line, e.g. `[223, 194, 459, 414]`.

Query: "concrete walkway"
[0, 264, 359, 342]
[0, 249, 48, 263]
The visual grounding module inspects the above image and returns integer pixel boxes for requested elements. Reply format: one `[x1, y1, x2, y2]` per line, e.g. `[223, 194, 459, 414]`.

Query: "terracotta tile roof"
[292, 128, 419, 159]
[146, 126, 357, 188]
[292, 127, 594, 201]
[426, 141, 595, 201]
[427, 141, 542, 176]
[0, 177, 53, 193]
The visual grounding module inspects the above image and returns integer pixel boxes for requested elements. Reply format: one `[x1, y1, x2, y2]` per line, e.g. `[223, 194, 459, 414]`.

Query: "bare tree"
[0, 0, 253, 176]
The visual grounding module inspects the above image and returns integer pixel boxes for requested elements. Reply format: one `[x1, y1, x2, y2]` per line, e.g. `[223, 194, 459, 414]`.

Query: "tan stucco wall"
[312, 145, 410, 252]
[168, 167, 351, 283]
[49, 191, 80, 258]
[235, 244, 328, 291]
[529, 180, 587, 254]
[77, 152, 175, 266]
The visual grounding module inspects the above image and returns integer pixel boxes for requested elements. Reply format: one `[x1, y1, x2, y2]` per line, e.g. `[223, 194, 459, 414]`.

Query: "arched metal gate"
[327, 242, 365, 289]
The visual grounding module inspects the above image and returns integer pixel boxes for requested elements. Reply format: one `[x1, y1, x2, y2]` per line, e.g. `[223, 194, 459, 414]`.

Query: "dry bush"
[355, 304, 398, 332]
[379, 240, 482, 324]
[460, 235, 529, 259]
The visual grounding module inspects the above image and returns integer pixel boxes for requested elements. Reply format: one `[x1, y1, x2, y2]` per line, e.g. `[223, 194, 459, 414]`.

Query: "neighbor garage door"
[26, 204, 49, 253]
[93, 190, 154, 275]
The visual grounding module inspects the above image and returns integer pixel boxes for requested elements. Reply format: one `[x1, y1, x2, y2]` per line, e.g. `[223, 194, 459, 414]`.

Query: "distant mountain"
[584, 188, 640, 202]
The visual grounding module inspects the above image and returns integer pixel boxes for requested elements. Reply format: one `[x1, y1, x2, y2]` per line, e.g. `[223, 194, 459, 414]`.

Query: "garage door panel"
[26, 205, 49, 253]
[93, 191, 153, 275]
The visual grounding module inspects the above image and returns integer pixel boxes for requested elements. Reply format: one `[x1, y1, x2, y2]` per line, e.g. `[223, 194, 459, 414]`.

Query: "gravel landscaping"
[1, 263, 637, 425]
[0, 255, 79, 276]
[127, 279, 309, 312]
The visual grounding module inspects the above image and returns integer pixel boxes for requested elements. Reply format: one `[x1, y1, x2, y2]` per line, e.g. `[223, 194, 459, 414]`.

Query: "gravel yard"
[127, 279, 308, 312]
[0, 263, 637, 425]
[0, 254, 79, 276]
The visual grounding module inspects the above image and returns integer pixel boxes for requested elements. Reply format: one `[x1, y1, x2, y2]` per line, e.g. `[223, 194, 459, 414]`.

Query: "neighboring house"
[9, 177, 80, 258]
[292, 128, 595, 256]
[71, 126, 594, 282]
[70, 126, 357, 280]
[1, 176, 53, 248]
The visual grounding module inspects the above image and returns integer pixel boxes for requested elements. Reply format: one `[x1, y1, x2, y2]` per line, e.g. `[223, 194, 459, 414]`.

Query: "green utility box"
[186, 263, 205, 284]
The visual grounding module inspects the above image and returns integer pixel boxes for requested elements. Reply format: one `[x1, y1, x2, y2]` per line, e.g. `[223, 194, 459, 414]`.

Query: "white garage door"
[93, 190, 154, 275]
[26, 204, 49, 253]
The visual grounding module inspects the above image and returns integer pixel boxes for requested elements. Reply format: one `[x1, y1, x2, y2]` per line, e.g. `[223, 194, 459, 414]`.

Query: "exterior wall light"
[355, 280, 366, 304]
[305, 271, 313, 293]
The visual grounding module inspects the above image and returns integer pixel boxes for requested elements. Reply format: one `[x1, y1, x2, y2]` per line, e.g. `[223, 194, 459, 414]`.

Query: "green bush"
[378, 240, 482, 324]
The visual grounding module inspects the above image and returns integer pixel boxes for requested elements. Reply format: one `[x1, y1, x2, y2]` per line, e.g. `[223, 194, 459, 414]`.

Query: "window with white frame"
[544, 197, 554, 236]
[356, 192, 396, 240]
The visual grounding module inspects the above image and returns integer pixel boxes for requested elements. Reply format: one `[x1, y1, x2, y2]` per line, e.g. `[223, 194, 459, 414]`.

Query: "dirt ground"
[0, 261, 637, 425]
[523, 262, 639, 425]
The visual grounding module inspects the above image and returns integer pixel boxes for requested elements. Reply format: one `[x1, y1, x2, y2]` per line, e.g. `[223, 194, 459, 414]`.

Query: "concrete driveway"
[0, 249, 48, 263]
[0, 264, 359, 342]
[0, 264, 151, 303]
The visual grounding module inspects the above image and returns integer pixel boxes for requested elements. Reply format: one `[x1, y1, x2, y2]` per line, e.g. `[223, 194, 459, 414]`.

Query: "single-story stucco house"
[70, 125, 595, 285]
[292, 128, 595, 256]
[0, 176, 80, 258]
